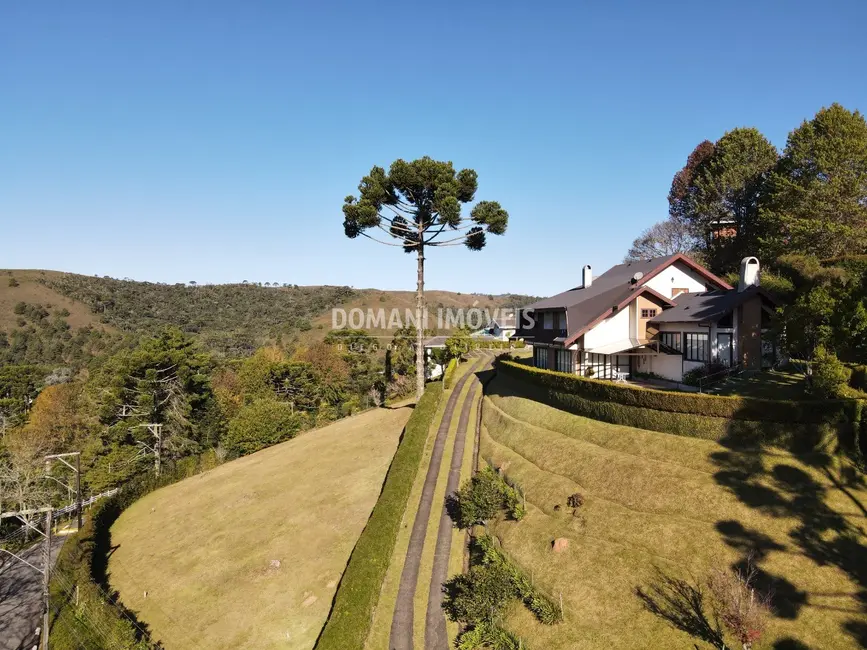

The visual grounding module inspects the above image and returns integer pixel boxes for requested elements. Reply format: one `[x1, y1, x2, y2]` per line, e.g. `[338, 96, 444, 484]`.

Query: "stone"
[269, 559, 281, 569]
[552, 537, 569, 553]
[302, 594, 318, 607]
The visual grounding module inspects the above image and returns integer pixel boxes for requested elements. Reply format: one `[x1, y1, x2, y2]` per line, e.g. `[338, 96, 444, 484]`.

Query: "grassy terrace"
[108, 405, 413, 650]
[479, 373, 867, 649]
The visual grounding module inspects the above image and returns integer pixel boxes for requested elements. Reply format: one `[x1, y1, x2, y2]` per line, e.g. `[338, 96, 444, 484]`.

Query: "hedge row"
[49, 452, 221, 649]
[315, 381, 444, 650]
[497, 358, 852, 424]
[444, 357, 459, 389]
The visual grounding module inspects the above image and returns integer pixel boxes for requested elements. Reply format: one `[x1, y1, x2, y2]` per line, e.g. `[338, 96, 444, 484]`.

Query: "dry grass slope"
[0, 269, 108, 331]
[108, 405, 413, 650]
[480, 375, 867, 650]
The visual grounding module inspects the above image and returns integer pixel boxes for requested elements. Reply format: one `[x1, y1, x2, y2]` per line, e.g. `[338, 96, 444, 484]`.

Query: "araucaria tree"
[342, 157, 509, 398]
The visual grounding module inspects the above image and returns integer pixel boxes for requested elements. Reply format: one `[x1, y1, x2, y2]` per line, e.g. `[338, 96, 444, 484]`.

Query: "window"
[660, 332, 681, 352]
[584, 353, 629, 379]
[556, 311, 567, 331]
[684, 332, 709, 362]
[641, 308, 657, 319]
[555, 348, 573, 373]
[543, 312, 553, 330]
[533, 346, 549, 369]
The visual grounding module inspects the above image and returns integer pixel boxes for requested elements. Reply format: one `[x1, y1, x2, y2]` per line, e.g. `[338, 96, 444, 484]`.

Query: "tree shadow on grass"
[712, 419, 867, 647]
[635, 567, 726, 650]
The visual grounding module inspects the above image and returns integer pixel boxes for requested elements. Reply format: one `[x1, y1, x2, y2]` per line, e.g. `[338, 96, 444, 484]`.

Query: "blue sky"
[2, 1, 865, 296]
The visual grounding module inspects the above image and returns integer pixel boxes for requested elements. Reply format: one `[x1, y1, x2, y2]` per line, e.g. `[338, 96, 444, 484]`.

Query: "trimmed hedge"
[315, 381, 444, 650]
[496, 359, 861, 452]
[444, 357, 459, 390]
[497, 359, 852, 424]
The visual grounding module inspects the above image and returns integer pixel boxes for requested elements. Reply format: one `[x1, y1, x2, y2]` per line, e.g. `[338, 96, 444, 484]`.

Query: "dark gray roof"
[649, 287, 769, 323]
[523, 255, 681, 311]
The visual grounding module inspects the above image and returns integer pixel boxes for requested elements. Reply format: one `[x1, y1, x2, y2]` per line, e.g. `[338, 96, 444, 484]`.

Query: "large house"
[515, 254, 778, 383]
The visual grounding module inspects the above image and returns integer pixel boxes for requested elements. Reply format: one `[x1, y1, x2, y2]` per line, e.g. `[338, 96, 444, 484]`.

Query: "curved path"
[424, 355, 487, 649]
[388, 355, 486, 650]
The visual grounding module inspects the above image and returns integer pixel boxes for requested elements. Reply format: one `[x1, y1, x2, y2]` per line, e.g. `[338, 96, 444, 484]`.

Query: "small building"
[515, 254, 778, 383]
[472, 310, 517, 341]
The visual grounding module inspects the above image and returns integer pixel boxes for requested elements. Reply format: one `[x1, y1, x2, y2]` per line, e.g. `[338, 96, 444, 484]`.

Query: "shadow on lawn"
[707, 414, 867, 649]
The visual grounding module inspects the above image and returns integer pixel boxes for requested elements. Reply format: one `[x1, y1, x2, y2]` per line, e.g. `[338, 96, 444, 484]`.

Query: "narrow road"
[388, 356, 485, 650]
[0, 534, 65, 650]
[424, 356, 486, 649]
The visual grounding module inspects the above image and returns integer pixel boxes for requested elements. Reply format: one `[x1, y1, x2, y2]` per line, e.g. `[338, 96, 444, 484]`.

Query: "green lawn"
[706, 369, 808, 399]
[478, 374, 867, 649]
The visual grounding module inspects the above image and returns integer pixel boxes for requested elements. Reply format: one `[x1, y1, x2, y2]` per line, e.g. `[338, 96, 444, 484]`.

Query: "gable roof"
[523, 253, 731, 312]
[563, 285, 675, 346]
[649, 286, 778, 324]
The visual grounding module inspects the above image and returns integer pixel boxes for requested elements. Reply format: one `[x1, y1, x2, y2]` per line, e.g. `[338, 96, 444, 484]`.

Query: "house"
[515, 254, 778, 383]
[472, 310, 517, 341]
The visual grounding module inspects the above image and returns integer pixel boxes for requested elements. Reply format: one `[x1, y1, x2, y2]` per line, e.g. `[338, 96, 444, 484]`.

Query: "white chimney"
[738, 257, 760, 292]
[583, 265, 592, 288]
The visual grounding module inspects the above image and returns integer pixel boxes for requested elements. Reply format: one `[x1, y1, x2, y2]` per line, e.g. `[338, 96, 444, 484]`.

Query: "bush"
[315, 382, 443, 650]
[443, 563, 517, 625]
[8, 277, 18, 287]
[224, 398, 303, 456]
[811, 346, 851, 398]
[450, 467, 524, 528]
[567, 492, 584, 508]
[445, 534, 562, 642]
[681, 361, 728, 387]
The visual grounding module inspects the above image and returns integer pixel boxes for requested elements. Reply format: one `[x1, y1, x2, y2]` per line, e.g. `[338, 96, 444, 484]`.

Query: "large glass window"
[684, 332, 709, 362]
[543, 312, 553, 330]
[555, 348, 573, 373]
[534, 346, 549, 369]
[585, 353, 629, 379]
[660, 332, 681, 352]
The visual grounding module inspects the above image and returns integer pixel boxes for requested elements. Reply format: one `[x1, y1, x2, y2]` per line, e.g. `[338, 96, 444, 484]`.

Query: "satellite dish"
[631, 271, 644, 283]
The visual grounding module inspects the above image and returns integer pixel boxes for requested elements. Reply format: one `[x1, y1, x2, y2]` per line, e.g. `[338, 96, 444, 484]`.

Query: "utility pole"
[0, 506, 53, 650]
[44, 452, 82, 531]
[41, 509, 52, 650]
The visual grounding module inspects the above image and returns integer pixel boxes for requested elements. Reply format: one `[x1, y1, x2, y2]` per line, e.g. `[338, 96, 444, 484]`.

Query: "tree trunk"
[416, 245, 425, 400]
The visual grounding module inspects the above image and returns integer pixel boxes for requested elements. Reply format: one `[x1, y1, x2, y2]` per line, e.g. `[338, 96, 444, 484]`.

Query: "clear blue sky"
[2, 1, 865, 296]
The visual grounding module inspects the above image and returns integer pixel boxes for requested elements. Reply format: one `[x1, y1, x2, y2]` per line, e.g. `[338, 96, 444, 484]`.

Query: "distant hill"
[0, 270, 541, 362]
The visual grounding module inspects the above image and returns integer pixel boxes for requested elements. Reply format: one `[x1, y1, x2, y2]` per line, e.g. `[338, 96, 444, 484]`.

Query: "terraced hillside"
[478, 373, 867, 649]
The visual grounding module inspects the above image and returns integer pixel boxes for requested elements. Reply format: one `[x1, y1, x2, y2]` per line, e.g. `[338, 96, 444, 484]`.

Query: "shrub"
[811, 346, 850, 399]
[567, 492, 584, 508]
[315, 382, 443, 650]
[443, 563, 517, 624]
[8, 277, 18, 287]
[707, 559, 772, 650]
[681, 361, 728, 387]
[224, 398, 302, 456]
[450, 467, 524, 528]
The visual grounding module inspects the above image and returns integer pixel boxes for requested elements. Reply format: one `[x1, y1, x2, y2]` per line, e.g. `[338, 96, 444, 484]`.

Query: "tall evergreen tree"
[669, 129, 778, 272]
[760, 103, 867, 259]
[342, 157, 509, 398]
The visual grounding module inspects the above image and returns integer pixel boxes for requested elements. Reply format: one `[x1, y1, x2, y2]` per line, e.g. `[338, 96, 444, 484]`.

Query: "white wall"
[583, 307, 630, 349]
[644, 261, 709, 298]
[650, 354, 684, 381]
